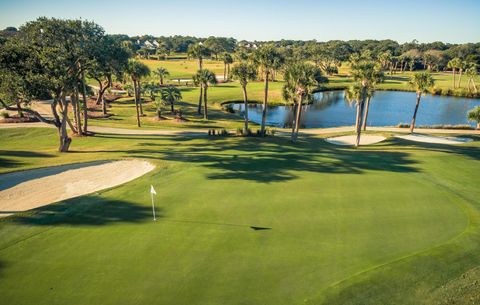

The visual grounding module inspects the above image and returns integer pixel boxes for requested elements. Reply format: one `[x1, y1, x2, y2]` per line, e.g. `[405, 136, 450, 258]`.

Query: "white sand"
[395, 134, 473, 145]
[0, 160, 154, 217]
[324, 135, 386, 146]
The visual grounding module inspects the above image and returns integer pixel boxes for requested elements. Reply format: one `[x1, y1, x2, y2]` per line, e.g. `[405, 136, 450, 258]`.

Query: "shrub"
[222, 104, 235, 113]
[0, 111, 10, 119]
[396, 123, 473, 130]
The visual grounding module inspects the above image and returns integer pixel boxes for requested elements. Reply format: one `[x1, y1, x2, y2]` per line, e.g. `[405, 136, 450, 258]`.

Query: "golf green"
[0, 128, 479, 305]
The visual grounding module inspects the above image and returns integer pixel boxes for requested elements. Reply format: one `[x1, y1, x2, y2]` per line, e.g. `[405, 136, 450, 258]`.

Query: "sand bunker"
[395, 134, 473, 145]
[0, 160, 154, 217]
[324, 135, 386, 146]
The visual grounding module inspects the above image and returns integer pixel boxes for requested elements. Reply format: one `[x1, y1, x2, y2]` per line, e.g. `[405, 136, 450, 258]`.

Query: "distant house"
[153, 40, 160, 47]
[144, 40, 154, 48]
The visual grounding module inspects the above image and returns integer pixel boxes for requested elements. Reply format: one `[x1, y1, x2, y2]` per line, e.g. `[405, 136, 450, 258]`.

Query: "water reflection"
[231, 91, 480, 128]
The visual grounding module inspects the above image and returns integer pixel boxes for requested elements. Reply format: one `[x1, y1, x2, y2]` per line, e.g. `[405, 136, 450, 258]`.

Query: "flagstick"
[151, 192, 156, 221]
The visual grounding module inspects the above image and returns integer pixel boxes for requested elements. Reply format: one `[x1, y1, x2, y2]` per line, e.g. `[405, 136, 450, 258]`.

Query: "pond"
[230, 90, 480, 128]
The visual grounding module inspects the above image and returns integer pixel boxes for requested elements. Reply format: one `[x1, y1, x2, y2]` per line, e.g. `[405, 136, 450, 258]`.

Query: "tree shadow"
[8, 195, 161, 226]
[120, 135, 421, 183]
[0, 160, 112, 191]
[380, 137, 480, 161]
[0, 261, 5, 278]
[0, 150, 54, 169]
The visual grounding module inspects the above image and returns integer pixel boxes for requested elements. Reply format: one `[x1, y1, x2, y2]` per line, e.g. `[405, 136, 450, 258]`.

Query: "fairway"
[1, 128, 479, 305]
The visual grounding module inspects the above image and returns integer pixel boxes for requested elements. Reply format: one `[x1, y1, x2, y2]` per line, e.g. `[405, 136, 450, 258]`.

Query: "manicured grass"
[89, 81, 286, 130]
[142, 58, 226, 80]
[0, 128, 479, 304]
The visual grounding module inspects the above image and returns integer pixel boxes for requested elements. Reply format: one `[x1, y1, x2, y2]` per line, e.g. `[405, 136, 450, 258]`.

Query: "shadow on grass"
[72, 133, 479, 184]
[379, 137, 480, 161]
[8, 195, 161, 226]
[0, 150, 54, 170]
[118, 135, 422, 183]
[0, 261, 5, 278]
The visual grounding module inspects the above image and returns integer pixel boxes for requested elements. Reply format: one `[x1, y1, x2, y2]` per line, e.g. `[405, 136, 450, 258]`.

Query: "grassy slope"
[0, 128, 479, 305]
[87, 59, 479, 130]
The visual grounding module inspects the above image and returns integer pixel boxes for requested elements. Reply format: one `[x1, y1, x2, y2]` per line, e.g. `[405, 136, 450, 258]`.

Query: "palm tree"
[467, 106, 480, 129]
[282, 79, 297, 135]
[447, 58, 461, 88]
[457, 60, 468, 88]
[253, 44, 284, 135]
[125, 59, 150, 127]
[194, 69, 217, 119]
[377, 50, 392, 73]
[283, 62, 326, 141]
[153, 96, 166, 120]
[231, 62, 257, 132]
[345, 83, 363, 138]
[221, 52, 234, 81]
[466, 65, 478, 93]
[160, 86, 182, 113]
[361, 62, 384, 131]
[153, 67, 170, 85]
[188, 43, 210, 70]
[350, 60, 384, 146]
[192, 74, 203, 114]
[408, 71, 435, 133]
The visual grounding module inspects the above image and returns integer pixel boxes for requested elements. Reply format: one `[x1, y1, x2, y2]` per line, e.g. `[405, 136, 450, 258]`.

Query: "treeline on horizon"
[2, 26, 480, 72]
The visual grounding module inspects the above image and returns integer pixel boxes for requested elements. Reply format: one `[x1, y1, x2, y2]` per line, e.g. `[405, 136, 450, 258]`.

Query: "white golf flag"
[150, 185, 157, 195]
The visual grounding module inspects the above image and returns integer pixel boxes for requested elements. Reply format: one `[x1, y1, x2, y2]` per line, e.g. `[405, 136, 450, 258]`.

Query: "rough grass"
[0, 128, 479, 305]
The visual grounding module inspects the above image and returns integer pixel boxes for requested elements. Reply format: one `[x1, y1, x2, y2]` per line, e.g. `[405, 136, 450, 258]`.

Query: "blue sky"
[0, 0, 479, 43]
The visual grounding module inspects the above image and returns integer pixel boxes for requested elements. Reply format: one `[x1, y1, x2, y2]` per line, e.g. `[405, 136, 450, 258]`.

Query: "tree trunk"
[170, 100, 174, 113]
[16, 102, 24, 118]
[203, 86, 208, 120]
[95, 78, 109, 116]
[242, 85, 249, 132]
[410, 92, 421, 133]
[224, 63, 227, 81]
[74, 88, 83, 135]
[197, 85, 203, 114]
[81, 69, 88, 134]
[138, 82, 144, 115]
[472, 78, 478, 93]
[291, 99, 297, 136]
[58, 95, 72, 152]
[260, 71, 269, 135]
[71, 94, 79, 133]
[354, 103, 361, 147]
[58, 98, 77, 134]
[133, 80, 141, 127]
[157, 109, 162, 119]
[101, 95, 107, 115]
[458, 69, 463, 88]
[160, 76, 164, 85]
[292, 95, 304, 142]
[199, 57, 203, 70]
[452, 69, 456, 88]
[361, 96, 371, 131]
[355, 87, 367, 147]
[227, 64, 230, 81]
